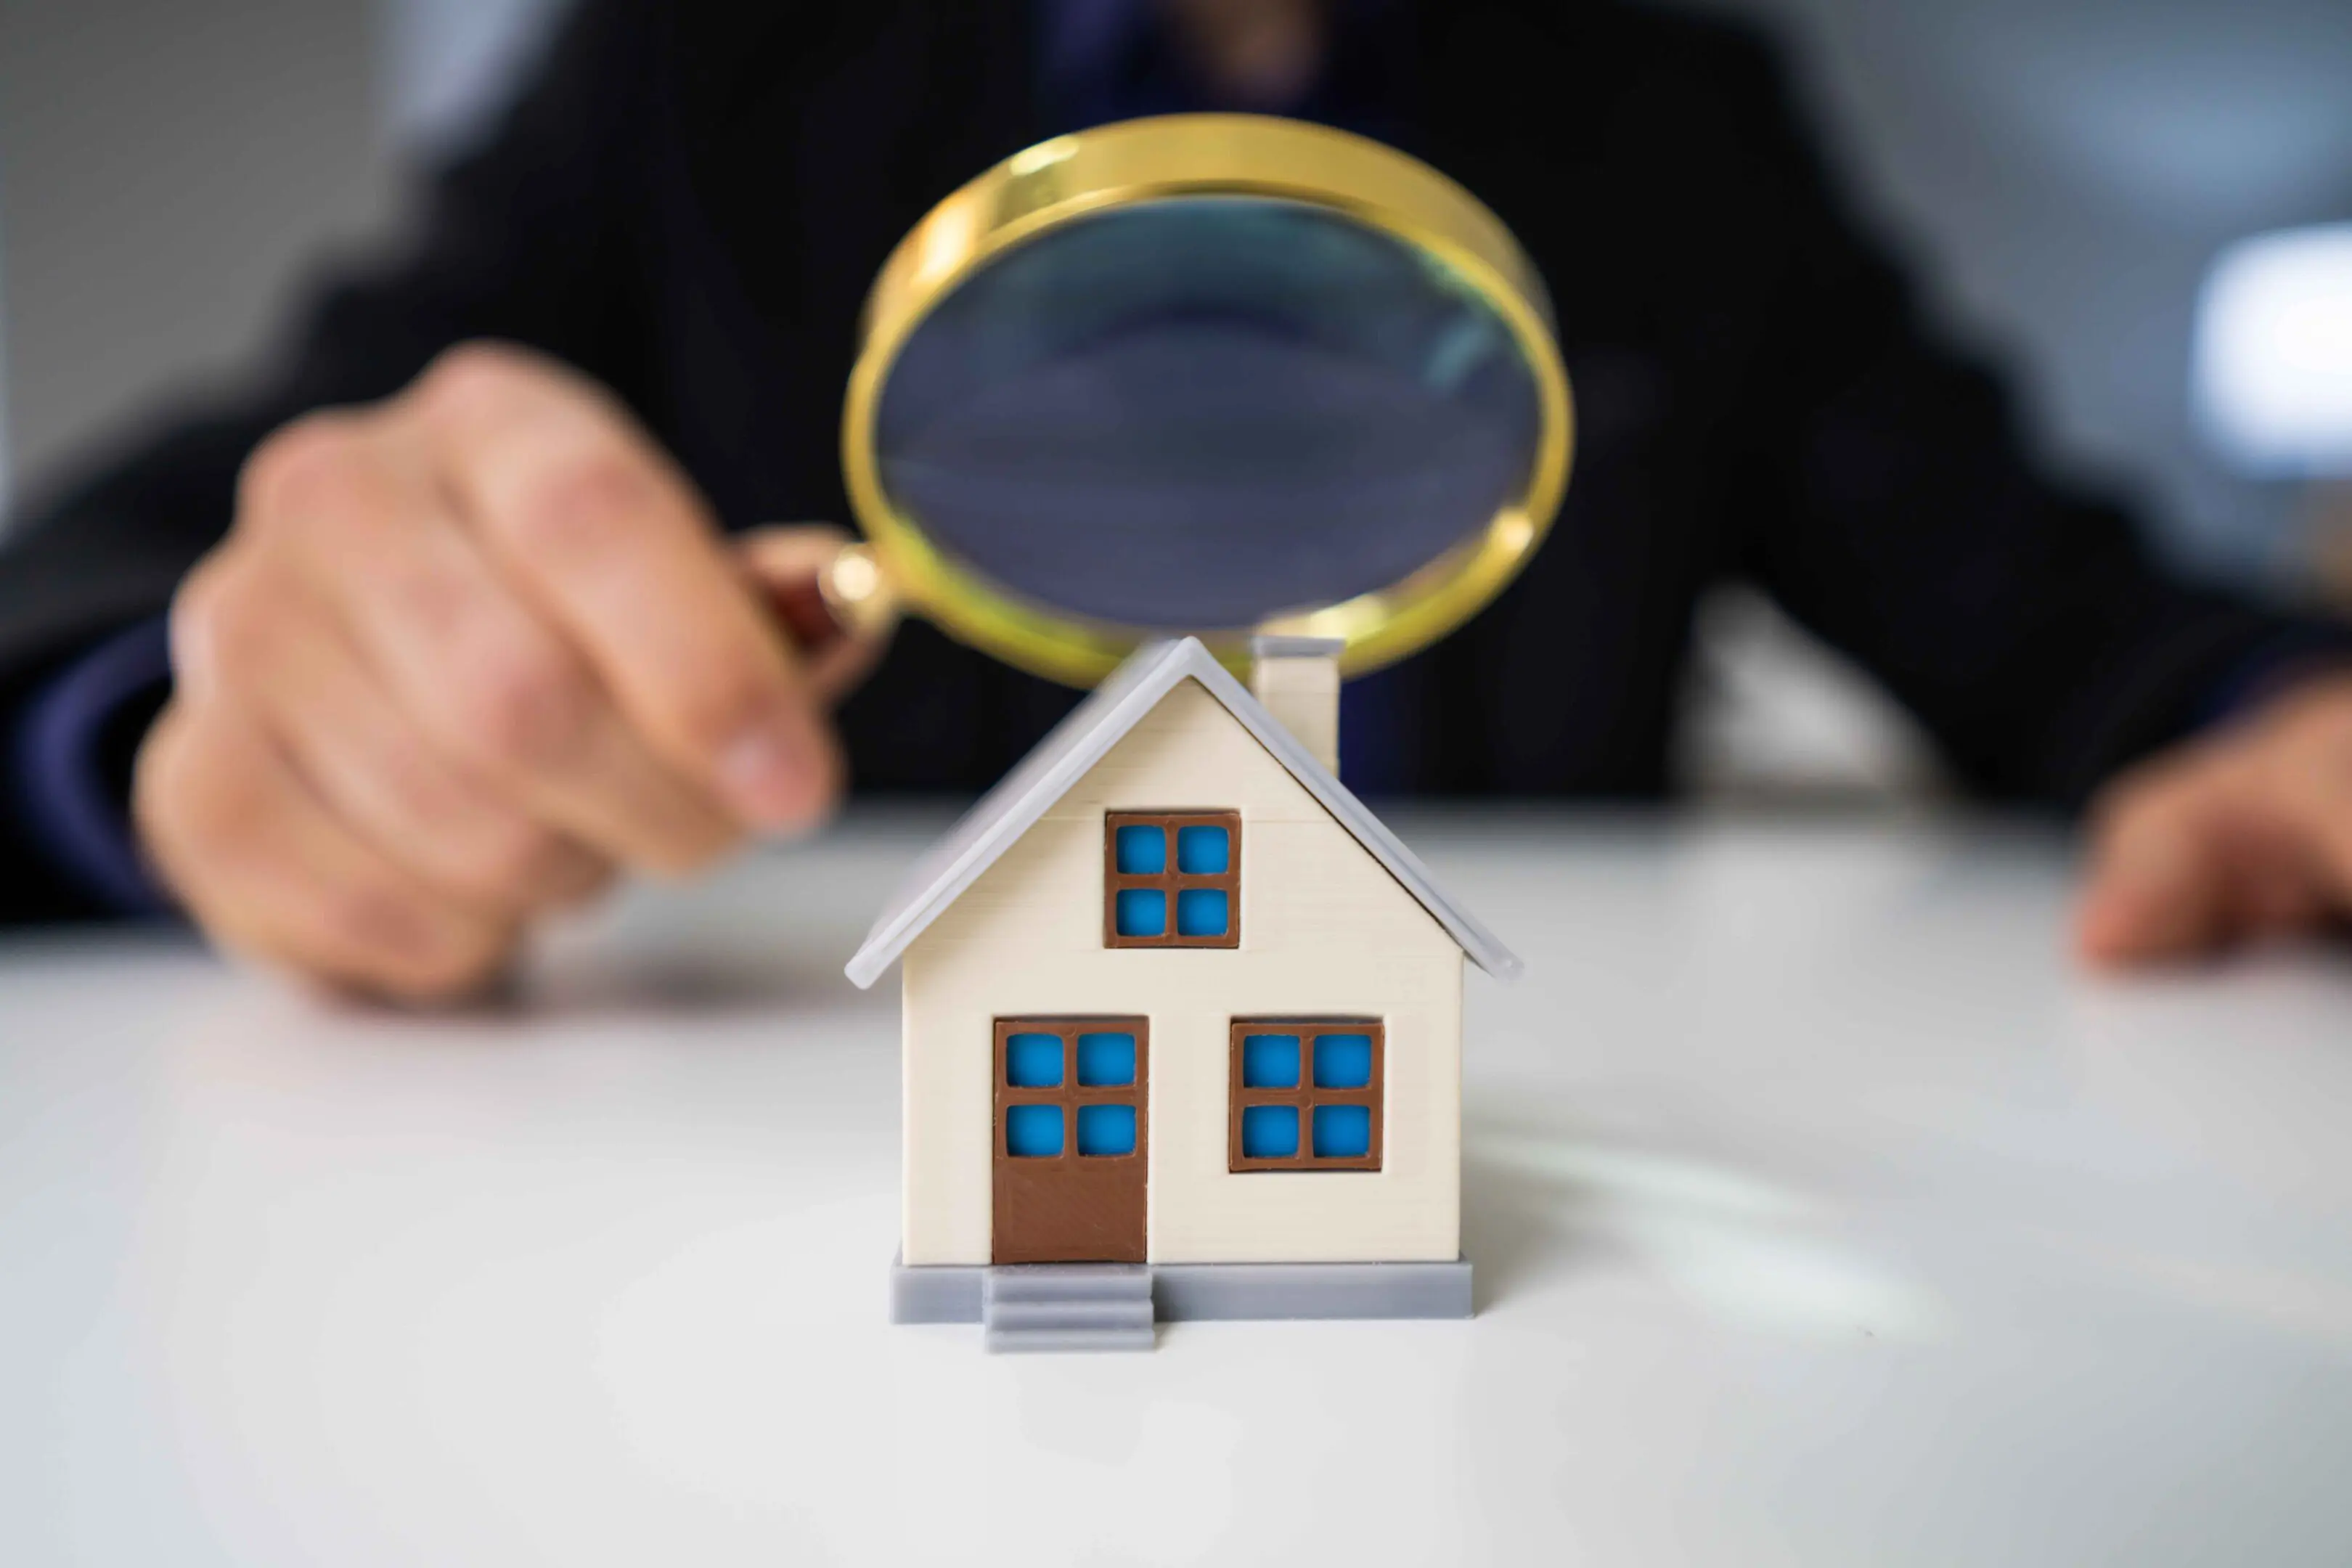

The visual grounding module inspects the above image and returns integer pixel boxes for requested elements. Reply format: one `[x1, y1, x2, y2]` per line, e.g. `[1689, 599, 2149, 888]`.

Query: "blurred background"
[1, 0, 2348, 801]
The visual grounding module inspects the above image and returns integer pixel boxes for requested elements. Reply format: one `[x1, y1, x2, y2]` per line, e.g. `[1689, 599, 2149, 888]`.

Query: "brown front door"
[992, 1018, 1148, 1264]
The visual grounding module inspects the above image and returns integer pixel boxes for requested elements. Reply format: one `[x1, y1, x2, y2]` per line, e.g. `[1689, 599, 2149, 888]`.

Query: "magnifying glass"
[814, 113, 1574, 686]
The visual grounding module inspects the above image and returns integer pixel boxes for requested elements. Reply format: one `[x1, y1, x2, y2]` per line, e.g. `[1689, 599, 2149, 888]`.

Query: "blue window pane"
[1114, 824, 1166, 874]
[1241, 1034, 1300, 1087]
[1075, 1032, 1136, 1085]
[1005, 1032, 1063, 1087]
[1077, 1104, 1137, 1156]
[1116, 889, 1167, 936]
[1176, 888, 1228, 936]
[1176, 825, 1230, 874]
[1312, 1033, 1373, 1088]
[1242, 1105, 1299, 1159]
[1005, 1104, 1063, 1157]
[1313, 1104, 1371, 1159]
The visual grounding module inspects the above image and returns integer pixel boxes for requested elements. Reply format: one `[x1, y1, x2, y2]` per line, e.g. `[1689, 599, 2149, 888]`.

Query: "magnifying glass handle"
[741, 525, 903, 671]
[817, 539, 903, 639]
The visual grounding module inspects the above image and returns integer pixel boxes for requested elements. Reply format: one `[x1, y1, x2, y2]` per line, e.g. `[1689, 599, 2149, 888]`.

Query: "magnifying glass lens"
[873, 197, 1545, 632]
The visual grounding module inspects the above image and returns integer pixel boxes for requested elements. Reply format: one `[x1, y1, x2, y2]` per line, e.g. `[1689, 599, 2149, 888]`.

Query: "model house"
[845, 636, 1519, 1349]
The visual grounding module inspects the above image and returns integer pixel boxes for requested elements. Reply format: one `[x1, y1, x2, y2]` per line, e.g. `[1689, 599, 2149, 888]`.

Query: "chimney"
[1249, 636, 1344, 774]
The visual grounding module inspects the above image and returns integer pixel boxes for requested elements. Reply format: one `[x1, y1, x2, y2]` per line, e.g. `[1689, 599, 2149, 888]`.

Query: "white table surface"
[4, 809, 2351, 1566]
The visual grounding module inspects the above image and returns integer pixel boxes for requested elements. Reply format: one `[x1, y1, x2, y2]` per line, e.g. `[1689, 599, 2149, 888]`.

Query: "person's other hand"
[134, 342, 885, 1000]
[2076, 671, 2352, 966]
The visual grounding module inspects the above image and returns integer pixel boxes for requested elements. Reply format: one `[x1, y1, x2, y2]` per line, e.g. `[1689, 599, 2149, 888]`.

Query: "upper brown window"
[1104, 811, 1240, 949]
[1228, 1019, 1384, 1171]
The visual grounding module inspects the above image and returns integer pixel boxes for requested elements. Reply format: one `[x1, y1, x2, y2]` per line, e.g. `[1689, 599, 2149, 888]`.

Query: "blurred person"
[0, 0, 2348, 999]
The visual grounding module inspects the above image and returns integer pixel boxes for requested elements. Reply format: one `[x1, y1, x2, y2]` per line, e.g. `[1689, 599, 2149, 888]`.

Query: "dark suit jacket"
[2, 0, 2343, 923]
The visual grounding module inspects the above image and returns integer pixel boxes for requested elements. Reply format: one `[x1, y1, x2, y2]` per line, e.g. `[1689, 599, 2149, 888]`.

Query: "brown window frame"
[1103, 810, 1241, 950]
[995, 1018, 1151, 1167]
[1228, 1018, 1384, 1172]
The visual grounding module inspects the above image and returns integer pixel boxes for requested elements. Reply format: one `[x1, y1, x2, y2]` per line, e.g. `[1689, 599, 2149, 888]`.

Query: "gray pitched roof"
[844, 637, 1521, 989]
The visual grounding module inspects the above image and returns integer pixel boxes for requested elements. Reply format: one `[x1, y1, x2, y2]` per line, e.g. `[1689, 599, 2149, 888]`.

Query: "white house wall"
[900, 677, 1463, 1266]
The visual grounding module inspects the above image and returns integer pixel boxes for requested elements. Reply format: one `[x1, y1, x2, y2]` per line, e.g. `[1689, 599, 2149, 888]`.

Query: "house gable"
[897, 677, 1465, 1266]
[844, 637, 1519, 989]
[910, 676, 1456, 968]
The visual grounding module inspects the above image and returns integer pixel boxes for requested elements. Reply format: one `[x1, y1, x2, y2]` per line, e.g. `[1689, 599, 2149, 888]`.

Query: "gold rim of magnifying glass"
[839, 113, 1575, 687]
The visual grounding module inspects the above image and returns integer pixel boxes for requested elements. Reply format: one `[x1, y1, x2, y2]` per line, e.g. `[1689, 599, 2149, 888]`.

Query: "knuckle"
[178, 555, 281, 687]
[168, 551, 238, 659]
[446, 640, 600, 775]
[131, 708, 202, 867]
[237, 412, 369, 527]
[415, 340, 541, 419]
[139, 719, 265, 876]
[503, 449, 660, 560]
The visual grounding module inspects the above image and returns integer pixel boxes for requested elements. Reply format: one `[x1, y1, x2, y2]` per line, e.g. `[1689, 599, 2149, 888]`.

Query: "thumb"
[735, 524, 894, 707]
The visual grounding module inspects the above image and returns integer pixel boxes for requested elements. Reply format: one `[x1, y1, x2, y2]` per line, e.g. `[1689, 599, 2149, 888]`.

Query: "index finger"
[412, 346, 839, 832]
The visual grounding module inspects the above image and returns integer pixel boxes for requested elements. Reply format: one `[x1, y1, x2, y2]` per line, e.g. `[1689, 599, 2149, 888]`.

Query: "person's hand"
[2076, 670, 2352, 966]
[134, 343, 886, 1000]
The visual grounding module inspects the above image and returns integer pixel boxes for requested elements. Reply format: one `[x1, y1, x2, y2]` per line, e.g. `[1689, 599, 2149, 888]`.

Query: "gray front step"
[985, 1265, 1153, 1305]
[982, 1265, 1156, 1353]
[892, 1253, 1474, 1327]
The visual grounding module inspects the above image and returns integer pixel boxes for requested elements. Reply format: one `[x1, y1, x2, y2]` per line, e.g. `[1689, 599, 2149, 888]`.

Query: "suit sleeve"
[0, 0, 655, 920]
[1718, 36, 2352, 807]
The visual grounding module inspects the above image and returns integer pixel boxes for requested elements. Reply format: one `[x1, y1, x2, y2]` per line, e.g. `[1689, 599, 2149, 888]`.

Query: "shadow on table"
[512, 948, 866, 1021]
[1465, 1098, 1964, 1340]
[1461, 1109, 1620, 1312]
[217, 948, 878, 1033]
